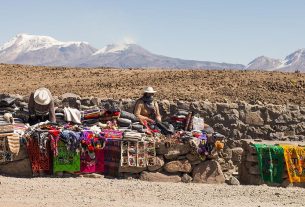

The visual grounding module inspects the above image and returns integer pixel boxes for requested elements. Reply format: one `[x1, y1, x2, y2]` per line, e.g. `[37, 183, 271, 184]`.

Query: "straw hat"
[34, 88, 52, 105]
[143, 86, 156, 94]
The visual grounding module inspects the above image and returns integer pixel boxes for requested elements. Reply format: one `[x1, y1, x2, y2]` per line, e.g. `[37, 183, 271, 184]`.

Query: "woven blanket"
[281, 145, 305, 183]
[0, 134, 13, 163]
[253, 144, 284, 183]
[27, 134, 52, 175]
[53, 141, 80, 173]
[80, 149, 104, 173]
[104, 140, 121, 177]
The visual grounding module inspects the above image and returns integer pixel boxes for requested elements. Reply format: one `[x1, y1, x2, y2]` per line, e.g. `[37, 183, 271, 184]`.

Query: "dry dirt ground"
[0, 64, 305, 106]
[0, 176, 304, 207]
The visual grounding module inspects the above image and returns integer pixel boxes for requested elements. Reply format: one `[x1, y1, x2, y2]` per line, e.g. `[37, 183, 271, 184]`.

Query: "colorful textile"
[53, 141, 80, 173]
[26, 133, 52, 175]
[253, 144, 284, 183]
[100, 129, 123, 140]
[281, 145, 305, 183]
[104, 140, 121, 177]
[0, 134, 14, 163]
[80, 149, 104, 173]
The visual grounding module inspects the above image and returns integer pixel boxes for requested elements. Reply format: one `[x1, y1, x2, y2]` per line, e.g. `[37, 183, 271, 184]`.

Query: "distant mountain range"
[0, 34, 304, 72]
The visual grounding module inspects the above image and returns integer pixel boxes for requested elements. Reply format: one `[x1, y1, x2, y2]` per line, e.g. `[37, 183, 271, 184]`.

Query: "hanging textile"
[104, 140, 121, 177]
[281, 145, 305, 183]
[53, 141, 80, 173]
[26, 130, 52, 175]
[80, 149, 104, 173]
[253, 144, 284, 183]
[0, 133, 14, 163]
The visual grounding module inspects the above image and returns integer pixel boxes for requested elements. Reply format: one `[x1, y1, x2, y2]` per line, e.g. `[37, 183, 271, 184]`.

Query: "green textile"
[253, 144, 284, 184]
[53, 141, 80, 173]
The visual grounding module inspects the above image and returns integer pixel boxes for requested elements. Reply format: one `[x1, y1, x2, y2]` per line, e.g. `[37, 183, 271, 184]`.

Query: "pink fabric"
[80, 149, 104, 173]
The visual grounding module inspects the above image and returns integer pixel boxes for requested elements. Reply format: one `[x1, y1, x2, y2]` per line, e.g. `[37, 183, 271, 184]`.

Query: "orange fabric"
[281, 145, 305, 183]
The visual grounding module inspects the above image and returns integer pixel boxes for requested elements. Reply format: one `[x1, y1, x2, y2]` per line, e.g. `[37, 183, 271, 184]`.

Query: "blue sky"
[1, 0, 305, 64]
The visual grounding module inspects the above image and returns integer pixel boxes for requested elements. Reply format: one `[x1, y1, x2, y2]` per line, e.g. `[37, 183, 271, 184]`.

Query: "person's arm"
[49, 100, 56, 122]
[134, 101, 154, 124]
[28, 92, 35, 115]
[154, 101, 162, 122]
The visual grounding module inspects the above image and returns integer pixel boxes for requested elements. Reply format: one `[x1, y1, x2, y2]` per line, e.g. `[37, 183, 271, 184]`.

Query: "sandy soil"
[0, 176, 303, 207]
[0, 64, 305, 106]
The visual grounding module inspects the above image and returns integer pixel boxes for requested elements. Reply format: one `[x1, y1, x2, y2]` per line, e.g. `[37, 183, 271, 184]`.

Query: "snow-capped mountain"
[246, 56, 282, 71]
[78, 43, 245, 69]
[0, 34, 244, 69]
[0, 34, 97, 66]
[277, 49, 305, 72]
[246, 49, 305, 72]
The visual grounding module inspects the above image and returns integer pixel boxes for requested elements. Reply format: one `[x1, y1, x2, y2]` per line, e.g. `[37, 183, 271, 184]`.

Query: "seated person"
[28, 87, 56, 125]
[134, 86, 161, 125]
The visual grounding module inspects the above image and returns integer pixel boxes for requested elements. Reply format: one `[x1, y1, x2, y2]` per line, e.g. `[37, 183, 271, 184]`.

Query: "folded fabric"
[281, 145, 305, 183]
[120, 111, 139, 122]
[0, 97, 16, 107]
[0, 124, 14, 133]
[7, 133, 20, 155]
[253, 144, 284, 184]
[63, 107, 81, 124]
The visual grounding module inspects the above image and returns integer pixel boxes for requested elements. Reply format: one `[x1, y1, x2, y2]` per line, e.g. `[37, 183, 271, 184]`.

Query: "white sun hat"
[34, 88, 52, 105]
[143, 86, 157, 94]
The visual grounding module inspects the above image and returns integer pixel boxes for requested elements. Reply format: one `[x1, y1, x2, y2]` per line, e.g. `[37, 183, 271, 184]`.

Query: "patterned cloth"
[53, 141, 80, 173]
[104, 140, 121, 177]
[80, 149, 104, 173]
[281, 145, 305, 183]
[253, 144, 284, 184]
[0, 134, 14, 163]
[26, 132, 52, 175]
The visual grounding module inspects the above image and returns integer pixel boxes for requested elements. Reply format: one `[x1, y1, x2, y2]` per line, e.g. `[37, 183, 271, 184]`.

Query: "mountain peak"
[92, 43, 147, 56]
[246, 55, 282, 70]
[0, 34, 89, 53]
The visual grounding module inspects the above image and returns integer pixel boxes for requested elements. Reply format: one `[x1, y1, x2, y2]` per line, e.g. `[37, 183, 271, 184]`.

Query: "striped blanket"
[253, 144, 284, 183]
[281, 145, 305, 183]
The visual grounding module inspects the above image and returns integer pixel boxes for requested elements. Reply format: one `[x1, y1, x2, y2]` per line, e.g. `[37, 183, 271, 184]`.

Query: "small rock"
[226, 176, 240, 185]
[181, 173, 193, 183]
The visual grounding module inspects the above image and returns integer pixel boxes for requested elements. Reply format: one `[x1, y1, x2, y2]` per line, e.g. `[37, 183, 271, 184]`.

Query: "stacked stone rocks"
[0, 93, 304, 185]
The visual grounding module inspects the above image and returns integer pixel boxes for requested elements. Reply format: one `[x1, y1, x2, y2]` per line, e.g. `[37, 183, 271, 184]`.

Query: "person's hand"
[147, 118, 155, 124]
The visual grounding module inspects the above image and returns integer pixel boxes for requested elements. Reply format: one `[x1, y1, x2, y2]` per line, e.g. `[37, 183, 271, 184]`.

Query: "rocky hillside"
[0, 64, 304, 106]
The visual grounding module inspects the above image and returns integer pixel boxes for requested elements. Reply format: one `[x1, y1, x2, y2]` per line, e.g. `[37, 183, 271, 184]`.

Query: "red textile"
[26, 138, 52, 175]
[80, 149, 104, 173]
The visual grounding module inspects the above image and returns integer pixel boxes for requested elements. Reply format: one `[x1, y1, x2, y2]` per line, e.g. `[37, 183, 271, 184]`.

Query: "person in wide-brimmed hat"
[134, 86, 161, 124]
[28, 87, 56, 125]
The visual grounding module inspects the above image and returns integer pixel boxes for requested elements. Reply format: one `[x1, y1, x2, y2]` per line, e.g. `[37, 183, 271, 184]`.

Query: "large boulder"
[164, 160, 192, 173]
[245, 111, 264, 126]
[140, 171, 181, 183]
[147, 156, 165, 172]
[192, 160, 225, 184]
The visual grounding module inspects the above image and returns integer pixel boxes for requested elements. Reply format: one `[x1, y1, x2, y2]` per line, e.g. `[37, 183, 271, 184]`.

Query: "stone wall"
[3, 93, 305, 143]
[239, 139, 305, 187]
[101, 99, 305, 142]
[1, 93, 305, 185]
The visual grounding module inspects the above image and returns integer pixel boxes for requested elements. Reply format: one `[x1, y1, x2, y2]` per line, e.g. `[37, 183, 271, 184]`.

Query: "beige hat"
[143, 86, 156, 94]
[34, 88, 52, 105]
